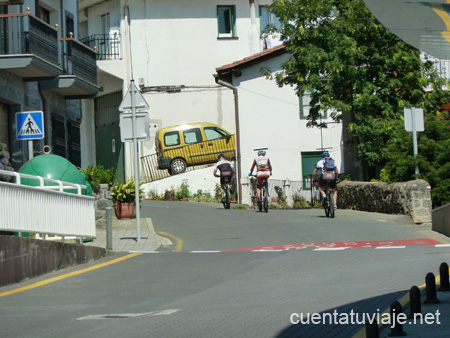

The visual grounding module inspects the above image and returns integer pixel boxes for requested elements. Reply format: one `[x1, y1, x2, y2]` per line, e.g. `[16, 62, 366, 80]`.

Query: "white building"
[78, 0, 295, 180]
[214, 45, 343, 201]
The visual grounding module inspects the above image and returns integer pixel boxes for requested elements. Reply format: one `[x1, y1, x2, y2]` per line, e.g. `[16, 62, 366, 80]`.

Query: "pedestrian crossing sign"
[16, 111, 45, 140]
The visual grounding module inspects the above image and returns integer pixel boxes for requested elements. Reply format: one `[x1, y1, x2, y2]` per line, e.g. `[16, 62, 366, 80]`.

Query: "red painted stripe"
[220, 238, 440, 252]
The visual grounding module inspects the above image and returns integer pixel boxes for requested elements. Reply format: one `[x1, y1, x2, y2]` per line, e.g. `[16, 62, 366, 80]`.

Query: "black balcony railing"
[0, 13, 58, 65]
[60, 38, 97, 84]
[80, 33, 121, 60]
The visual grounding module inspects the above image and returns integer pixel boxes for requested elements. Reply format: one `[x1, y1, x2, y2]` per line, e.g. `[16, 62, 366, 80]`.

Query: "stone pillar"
[241, 175, 251, 206]
[95, 184, 111, 229]
[284, 179, 293, 207]
[408, 179, 432, 225]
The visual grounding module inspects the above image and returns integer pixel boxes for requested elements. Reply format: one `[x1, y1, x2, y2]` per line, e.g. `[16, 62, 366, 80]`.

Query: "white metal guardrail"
[0, 169, 96, 239]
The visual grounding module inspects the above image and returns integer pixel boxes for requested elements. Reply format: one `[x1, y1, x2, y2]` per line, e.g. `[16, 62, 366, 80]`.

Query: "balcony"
[0, 13, 62, 80]
[42, 37, 99, 99]
[80, 33, 121, 61]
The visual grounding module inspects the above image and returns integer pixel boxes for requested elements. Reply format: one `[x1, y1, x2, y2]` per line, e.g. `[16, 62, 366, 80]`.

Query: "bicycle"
[220, 176, 231, 209]
[251, 175, 269, 213]
[322, 181, 335, 218]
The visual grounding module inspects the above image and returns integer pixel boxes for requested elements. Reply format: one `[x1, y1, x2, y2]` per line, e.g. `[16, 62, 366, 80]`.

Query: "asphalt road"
[142, 201, 441, 252]
[1, 201, 449, 338]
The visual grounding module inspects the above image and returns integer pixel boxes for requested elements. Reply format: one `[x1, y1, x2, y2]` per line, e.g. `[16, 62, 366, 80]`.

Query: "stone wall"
[94, 184, 111, 229]
[0, 235, 109, 287]
[336, 179, 432, 224]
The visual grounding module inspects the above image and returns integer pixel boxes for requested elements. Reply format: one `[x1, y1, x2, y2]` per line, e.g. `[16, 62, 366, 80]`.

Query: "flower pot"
[114, 203, 136, 219]
[164, 192, 175, 201]
[180, 198, 188, 202]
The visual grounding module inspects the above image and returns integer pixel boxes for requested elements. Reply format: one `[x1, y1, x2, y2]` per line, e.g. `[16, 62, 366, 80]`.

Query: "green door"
[301, 153, 322, 190]
[95, 92, 124, 184]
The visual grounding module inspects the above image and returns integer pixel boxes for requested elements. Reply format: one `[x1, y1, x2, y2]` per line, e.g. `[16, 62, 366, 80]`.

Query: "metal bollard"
[424, 272, 439, 304]
[365, 320, 379, 338]
[409, 285, 421, 318]
[388, 301, 406, 337]
[438, 262, 450, 291]
[106, 207, 113, 250]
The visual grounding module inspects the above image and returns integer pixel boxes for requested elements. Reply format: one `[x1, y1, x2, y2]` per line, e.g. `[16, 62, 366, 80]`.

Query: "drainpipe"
[215, 78, 242, 205]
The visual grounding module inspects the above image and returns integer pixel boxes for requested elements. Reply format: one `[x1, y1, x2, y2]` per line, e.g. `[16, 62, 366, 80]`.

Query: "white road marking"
[313, 247, 349, 251]
[435, 244, 450, 247]
[375, 246, 406, 249]
[77, 309, 179, 320]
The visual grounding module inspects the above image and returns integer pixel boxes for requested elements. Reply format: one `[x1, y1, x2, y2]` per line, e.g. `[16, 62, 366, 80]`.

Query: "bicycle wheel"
[226, 186, 231, 209]
[323, 191, 330, 217]
[329, 192, 335, 218]
[263, 187, 269, 213]
[258, 188, 263, 212]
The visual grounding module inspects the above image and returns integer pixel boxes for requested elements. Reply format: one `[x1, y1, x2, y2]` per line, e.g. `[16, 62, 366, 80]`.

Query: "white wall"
[232, 54, 343, 182]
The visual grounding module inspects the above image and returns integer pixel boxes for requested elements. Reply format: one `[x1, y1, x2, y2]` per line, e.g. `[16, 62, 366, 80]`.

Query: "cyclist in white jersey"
[213, 154, 235, 202]
[248, 150, 272, 201]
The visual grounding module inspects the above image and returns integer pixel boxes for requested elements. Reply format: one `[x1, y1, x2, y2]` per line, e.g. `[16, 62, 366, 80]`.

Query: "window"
[39, 6, 50, 24]
[183, 128, 202, 144]
[260, 6, 283, 33]
[217, 6, 236, 38]
[299, 91, 327, 120]
[164, 131, 180, 147]
[204, 127, 228, 141]
[65, 12, 74, 38]
[101, 13, 110, 35]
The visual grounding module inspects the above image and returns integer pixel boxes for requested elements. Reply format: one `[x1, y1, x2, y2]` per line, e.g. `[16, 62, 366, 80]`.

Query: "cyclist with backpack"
[312, 152, 339, 209]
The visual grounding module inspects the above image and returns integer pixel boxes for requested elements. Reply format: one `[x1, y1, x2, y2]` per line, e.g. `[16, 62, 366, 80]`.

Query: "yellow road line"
[415, 229, 450, 245]
[0, 253, 142, 298]
[432, 3, 450, 43]
[157, 231, 184, 252]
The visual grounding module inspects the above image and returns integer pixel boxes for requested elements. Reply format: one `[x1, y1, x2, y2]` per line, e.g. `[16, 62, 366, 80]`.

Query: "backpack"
[323, 157, 335, 172]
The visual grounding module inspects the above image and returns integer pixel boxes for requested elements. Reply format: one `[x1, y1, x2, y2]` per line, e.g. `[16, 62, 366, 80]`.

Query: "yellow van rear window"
[164, 131, 180, 146]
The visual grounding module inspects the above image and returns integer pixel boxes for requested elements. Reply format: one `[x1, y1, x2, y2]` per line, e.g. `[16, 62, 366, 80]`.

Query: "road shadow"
[275, 290, 407, 337]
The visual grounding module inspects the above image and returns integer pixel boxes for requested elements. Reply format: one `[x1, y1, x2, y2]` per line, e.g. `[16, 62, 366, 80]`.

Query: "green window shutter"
[299, 90, 328, 120]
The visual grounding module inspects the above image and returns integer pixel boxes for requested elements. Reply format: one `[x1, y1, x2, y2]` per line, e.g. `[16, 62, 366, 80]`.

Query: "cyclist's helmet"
[218, 154, 225, 160]
[258, 150, 266, 156]
[322, 151, 330, 157]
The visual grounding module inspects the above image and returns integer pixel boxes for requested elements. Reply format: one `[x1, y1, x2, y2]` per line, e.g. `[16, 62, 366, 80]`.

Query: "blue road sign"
[16, 111, 45, 140]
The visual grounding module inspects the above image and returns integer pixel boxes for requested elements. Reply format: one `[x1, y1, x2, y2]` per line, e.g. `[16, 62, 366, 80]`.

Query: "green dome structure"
[18, 154, 92, 196]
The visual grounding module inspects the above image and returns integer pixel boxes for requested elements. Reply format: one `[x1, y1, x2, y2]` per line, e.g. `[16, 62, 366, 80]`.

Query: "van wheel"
[170, 158, 187, 175]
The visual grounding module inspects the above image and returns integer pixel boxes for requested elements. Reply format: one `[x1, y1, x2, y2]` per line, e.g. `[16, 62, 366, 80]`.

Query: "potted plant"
[175, 179, 190, 201]
[164, 187, 175, 201]
[110, 180, 144, 219]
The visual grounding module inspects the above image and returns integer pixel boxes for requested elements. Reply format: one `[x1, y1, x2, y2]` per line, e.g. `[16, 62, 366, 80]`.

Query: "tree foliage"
[380, 111, 450, 207]
[265, 0, 450, 168]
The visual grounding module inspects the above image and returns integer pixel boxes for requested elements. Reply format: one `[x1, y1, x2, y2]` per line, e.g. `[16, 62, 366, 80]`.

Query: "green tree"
[265, 0, 450, 177]
[381, 111, 450, 207]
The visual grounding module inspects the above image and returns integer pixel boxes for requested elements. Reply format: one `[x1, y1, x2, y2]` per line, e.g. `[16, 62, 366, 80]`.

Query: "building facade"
[78, 0, 287, 183]
[0, 0, 98, 171]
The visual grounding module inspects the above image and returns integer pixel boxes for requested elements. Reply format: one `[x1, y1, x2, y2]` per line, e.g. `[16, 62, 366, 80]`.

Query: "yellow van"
[156, 122, 236, 175]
